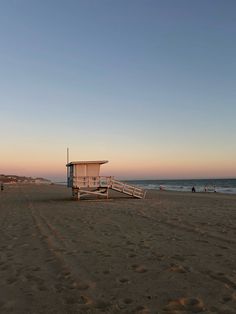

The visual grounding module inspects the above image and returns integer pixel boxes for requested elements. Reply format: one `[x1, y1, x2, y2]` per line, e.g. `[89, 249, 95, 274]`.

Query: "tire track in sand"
[23, 190, 113, 312]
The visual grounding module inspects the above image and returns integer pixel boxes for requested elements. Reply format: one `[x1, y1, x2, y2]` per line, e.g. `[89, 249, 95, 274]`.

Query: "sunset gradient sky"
[0, 0, 236, 180]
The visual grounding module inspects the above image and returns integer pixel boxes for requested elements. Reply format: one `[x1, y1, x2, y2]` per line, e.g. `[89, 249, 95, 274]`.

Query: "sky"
[0, 0, 236, 180]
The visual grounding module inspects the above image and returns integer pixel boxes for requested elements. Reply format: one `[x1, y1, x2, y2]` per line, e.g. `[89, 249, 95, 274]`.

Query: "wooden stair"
[110, 179, 146, 199]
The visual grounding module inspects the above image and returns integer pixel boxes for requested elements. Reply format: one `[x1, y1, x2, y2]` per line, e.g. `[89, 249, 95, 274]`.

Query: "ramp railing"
[110, 179, 146, 199]
[69, 176, 146, 199]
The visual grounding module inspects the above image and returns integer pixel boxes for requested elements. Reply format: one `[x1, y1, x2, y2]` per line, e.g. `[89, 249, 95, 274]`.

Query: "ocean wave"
[125, 179, 236, 195]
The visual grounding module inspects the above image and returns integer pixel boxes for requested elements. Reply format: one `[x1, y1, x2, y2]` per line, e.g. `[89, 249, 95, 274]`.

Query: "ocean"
[56, 178, 236, 195]
[125, 178, 236, 194]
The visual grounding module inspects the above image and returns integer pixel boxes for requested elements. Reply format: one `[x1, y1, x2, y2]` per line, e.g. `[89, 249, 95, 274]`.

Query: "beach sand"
[0, 184, 236, 313]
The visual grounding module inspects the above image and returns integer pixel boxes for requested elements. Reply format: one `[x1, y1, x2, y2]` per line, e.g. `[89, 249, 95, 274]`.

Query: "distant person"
[1, 183, 4, 191]
[214, 185, 216, 193]
[204, 186, 208, 192]
[159, 185, 164, 191]
[192, 186, 196, 193]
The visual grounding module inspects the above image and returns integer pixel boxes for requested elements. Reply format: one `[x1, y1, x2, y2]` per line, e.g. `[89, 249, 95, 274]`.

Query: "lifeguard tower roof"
[66, 160, 108, 166]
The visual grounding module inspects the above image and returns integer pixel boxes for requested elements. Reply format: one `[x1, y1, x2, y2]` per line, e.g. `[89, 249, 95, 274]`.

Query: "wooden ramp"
[110, 179, 146, 199]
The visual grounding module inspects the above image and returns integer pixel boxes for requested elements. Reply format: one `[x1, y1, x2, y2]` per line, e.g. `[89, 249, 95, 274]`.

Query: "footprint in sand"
[118, 277, 130, 284]
[128, 253, 136, 258]
[79, 294, 94, 305]
[83, 250, 90, 254]
[123, 298, 133, 305]
[134, 305, 150, 314]
[221, 295, 232, 303]
[163, 297, 205, 312]
[38, 284, 48, 291]
[132, 264, 148, 273]
[65, 296, 81, 305]
[173, 254, 186, 262]
[103, 270, 110, 275]
[103, 253, 112, 258]
[6, 276, 17, 285]
[45, 257, 55, 263]
[1, 265, 9, 271]
[232, 292, 236, 300]
[197, 239, 209, 243]
[31, 266, 41, 271]
[94, 299, 111, 310]
[62, 270, 71, 279]
[218, 245, 229, 250]
[126, 240, 135, 246]
[54, 283, 65, 293]
[168, 263, 190, 274]
[72, 282, 90, 291]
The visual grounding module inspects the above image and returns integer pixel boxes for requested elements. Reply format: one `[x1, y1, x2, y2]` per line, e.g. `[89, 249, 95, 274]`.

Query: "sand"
[0, 184, 236, 313]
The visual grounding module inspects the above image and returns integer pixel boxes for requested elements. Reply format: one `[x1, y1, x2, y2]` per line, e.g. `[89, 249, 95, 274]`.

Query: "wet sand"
[0, 184, 236, 313]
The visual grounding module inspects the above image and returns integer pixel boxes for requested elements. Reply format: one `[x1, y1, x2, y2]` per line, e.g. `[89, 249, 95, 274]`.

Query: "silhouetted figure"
[1, 183, 4, 191]
[192, 186, 196, 193]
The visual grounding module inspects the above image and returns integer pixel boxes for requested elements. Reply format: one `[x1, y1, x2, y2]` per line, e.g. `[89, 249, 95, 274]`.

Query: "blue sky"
[0, 0, 235, 180]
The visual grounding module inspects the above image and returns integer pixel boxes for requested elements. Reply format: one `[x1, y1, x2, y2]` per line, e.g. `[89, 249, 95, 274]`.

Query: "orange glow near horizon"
[2, 163, 234, 181]
[1, 149, 235, 180]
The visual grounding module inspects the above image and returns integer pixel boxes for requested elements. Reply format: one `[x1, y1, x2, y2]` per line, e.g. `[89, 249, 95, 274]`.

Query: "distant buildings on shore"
[0, 174, 51, 184]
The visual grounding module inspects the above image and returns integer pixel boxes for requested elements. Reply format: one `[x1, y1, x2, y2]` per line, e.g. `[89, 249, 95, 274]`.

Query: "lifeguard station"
[66, 160, 146, 200]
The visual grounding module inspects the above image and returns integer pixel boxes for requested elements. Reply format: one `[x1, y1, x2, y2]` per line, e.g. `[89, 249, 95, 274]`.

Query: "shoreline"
[4, 182, 236, 196]
[148, 189, 236, 197]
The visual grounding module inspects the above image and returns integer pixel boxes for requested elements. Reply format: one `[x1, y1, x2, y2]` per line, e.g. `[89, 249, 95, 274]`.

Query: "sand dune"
[0, 184, 236, 313]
